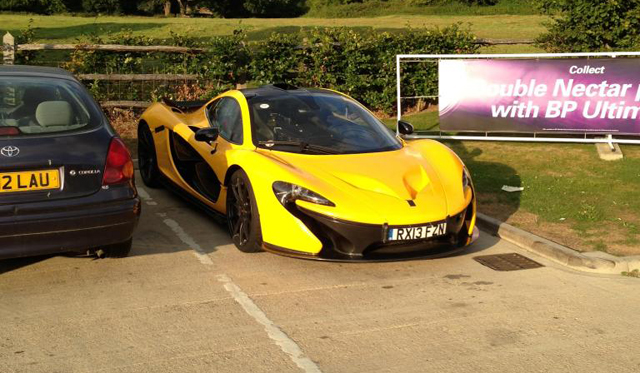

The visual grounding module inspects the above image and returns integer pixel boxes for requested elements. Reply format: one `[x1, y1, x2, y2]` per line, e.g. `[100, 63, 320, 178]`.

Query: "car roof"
[240, 84, 341, 99]
[0, 65, 76, 81]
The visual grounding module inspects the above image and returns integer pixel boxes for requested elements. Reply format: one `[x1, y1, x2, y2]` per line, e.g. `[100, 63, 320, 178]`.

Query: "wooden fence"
[2, 32, 204, 108]
[2, 31, 535, 108]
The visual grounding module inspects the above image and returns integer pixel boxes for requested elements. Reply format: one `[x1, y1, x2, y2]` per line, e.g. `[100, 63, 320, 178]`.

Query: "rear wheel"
[227, 170, 262, 253]
[104, 238, 132, 258]
[138, 122, 162, 188]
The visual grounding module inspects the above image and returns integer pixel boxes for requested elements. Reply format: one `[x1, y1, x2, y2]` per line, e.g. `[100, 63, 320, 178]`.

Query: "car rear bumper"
[0, 186, 141, 259]
[263, 199, 477, 262]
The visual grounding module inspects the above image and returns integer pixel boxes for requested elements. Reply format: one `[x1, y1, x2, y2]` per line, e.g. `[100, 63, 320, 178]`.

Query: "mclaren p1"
[137, 84, 478, 261]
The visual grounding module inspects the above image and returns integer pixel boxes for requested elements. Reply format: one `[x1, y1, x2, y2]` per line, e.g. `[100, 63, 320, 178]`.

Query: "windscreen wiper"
[257, 140, 339, 154]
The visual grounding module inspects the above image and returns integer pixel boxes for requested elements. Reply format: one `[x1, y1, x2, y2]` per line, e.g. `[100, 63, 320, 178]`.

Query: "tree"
[242, 0, 307, 17]
[537, 0, 640, 52]
[81, 0, 121, 13]
[138, 0, 201, 16]
[79, 0, 137, 14]
[136, 0, 168, 15]
[175, 0, 187, 15]
[63, 0, 84, 12]
[202, 0, 250, 17]
[0, 0, 66, 14]
[203, 0, 307, 17]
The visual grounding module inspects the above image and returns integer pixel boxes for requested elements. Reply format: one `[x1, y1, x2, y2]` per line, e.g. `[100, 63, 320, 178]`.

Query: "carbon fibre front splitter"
[261, 227, 479, 263]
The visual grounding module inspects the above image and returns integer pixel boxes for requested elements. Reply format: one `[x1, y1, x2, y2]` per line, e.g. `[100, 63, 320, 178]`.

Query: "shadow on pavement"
[130, 187, 233, 258]
[0, 252, 93, 275]
[461, 230, 502, 256]
[0, 255, 52, 275]
[446, 140, 522, 222]
[0, 183, 231, 274]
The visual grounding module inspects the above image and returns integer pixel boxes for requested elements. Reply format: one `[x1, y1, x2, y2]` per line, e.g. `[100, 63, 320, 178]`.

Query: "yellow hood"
[256, 141, 467, 226]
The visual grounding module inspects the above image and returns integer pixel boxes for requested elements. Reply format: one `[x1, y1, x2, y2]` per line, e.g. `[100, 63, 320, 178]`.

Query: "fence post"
[3, 32, 15, 65]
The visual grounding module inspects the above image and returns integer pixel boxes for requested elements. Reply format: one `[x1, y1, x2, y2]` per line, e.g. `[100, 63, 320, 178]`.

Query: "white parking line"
[147, 187, 321, 373]
[136, 186, 157, 205]
[157, 212, 214, 265]
[217, 274, 323, 373]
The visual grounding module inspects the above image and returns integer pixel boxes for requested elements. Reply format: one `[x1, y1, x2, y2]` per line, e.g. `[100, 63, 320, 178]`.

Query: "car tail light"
[103, 137, 134, 185]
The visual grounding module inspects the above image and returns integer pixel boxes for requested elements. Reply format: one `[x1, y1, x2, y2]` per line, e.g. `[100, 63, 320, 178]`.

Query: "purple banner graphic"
[439, 58, 640, 134]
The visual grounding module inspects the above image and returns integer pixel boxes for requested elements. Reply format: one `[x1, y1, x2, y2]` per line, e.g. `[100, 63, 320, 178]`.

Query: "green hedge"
[536, 0, 640, 52]
[49, 25, 478, 114]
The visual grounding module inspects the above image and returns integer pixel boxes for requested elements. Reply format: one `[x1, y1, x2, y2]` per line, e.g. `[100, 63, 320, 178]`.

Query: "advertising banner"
[439, 58, 640, 134]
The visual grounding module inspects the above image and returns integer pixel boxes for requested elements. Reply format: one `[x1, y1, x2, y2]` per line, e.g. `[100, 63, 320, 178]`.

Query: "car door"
[168, 96, 243, 206]
[204, 96, 244, 179]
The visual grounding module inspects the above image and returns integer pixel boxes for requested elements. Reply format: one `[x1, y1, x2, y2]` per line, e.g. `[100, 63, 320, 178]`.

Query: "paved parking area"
[1, 174, 639, 373]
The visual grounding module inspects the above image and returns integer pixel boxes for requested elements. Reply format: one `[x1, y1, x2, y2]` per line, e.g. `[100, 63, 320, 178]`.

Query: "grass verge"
[2, 13, 546, 45]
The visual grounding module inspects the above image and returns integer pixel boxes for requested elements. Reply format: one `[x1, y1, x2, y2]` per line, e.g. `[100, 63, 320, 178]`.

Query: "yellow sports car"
[137, 84, 478, 260]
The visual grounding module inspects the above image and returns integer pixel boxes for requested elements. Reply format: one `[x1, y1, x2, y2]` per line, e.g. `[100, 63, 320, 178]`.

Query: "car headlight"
[462, 167, 471, 190]
[272, 181, 335, 207]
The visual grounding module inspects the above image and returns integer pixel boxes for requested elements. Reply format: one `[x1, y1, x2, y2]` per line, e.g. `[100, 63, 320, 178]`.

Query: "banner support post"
[606, 134, 615, 151]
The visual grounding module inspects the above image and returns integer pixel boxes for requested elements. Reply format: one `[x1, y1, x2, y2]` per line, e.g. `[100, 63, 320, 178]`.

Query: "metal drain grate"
[473, 253, 544, 271]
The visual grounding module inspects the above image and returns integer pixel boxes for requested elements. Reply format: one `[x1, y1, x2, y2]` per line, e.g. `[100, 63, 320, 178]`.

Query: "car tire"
[104, 238, 132, 258]
[227, 169, 263, 253]
[138, 122, 162, 188]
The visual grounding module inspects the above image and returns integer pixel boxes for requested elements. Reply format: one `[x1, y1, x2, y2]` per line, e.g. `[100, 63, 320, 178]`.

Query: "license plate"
[0, 169, 61, 194]
[388, 222, 447, 241]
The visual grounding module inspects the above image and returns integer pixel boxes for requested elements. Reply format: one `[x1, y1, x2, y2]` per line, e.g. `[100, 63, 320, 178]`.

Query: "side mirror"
[398, 120, 414, 135]
[195, 127, 219, 143]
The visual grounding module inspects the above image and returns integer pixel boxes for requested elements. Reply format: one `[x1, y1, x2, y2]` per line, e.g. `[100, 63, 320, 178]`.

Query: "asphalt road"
[1, 174, 639, 373]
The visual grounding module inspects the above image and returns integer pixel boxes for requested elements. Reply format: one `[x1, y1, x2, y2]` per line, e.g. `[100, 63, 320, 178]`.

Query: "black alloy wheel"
[227, 169, 262, 253]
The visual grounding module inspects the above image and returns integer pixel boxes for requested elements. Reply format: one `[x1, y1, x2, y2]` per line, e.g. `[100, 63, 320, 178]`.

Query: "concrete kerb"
[476, 213, 640, 275]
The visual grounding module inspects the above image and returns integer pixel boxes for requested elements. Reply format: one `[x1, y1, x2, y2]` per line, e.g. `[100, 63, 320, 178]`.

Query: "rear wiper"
[258, 140, 339, 154]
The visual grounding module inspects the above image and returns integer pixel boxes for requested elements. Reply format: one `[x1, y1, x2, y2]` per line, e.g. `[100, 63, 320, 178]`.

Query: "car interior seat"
[21, 101, 81, 134]
[12, 86, 58, 123]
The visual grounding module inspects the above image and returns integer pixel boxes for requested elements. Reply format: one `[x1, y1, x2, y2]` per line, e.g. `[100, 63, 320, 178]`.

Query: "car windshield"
[248, 91, 401, 154]
[0, 77, 102, 137]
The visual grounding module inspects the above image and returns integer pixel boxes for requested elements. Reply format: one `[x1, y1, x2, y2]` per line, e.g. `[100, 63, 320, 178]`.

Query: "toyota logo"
[0, 146, 19, 157]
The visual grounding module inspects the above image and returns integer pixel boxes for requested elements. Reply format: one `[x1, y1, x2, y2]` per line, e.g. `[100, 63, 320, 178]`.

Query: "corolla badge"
[0, 146, 19, 157]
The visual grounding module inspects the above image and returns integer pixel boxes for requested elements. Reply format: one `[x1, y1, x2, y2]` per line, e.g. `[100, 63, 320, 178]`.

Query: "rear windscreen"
[0, 76, 103, 137]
